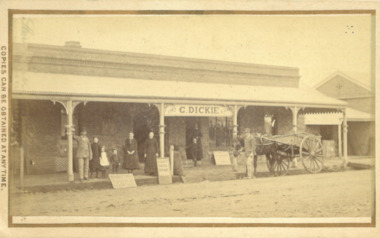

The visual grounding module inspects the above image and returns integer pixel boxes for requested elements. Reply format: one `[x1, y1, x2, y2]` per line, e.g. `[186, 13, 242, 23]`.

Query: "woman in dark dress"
[123, 132, 140, 173]
[189, 123, 203, 160]
[144, 132, 159, 175]
[188, 137, 201, 167]
[90, 137, 102, 178]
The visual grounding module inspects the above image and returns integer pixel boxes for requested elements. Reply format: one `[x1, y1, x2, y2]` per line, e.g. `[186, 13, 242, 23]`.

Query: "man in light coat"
[244, 128, 257, 179]
[74, 128, 92, 181]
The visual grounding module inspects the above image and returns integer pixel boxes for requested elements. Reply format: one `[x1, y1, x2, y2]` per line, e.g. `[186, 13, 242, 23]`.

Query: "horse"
[253, 136, 278, 176]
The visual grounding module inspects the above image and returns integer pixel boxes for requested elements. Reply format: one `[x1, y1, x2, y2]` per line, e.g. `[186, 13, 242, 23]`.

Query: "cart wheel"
[273, 153, 290, 176]
[266, 154, 289, 176]
[300, 135, 324, 173]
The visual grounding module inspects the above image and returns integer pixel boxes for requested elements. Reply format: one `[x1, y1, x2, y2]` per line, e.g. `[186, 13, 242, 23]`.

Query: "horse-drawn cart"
[258, 132, 324, 176]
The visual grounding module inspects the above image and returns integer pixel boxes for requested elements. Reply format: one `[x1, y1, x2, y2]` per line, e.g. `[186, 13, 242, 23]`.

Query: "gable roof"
[313, 71, 371, 92]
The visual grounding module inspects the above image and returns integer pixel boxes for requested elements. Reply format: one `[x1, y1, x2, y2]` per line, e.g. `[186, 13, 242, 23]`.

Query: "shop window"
[210, 117, 233, 148]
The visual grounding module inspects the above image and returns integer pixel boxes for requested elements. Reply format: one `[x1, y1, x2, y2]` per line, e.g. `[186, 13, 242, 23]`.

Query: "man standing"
[244, 128, 257, 179]
[74, 128, 92, 182]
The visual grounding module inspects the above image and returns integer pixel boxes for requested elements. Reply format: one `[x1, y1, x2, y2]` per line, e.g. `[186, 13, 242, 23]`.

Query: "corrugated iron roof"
[12, 71, 347, 108]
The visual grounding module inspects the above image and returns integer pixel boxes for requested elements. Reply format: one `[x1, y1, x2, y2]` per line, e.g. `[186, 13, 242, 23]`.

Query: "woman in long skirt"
[144, 132, 159, 176]
[188, 137, 201, 167]
[123, 132, 140, 173]
[90, 136, 102, 178]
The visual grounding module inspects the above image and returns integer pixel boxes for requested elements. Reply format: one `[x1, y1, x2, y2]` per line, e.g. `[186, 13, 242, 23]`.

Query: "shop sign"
[165, 104, 233, 117]
[213, 151, 232, 165]
[109, 174, 137, 189]
[157, 157, 172, 185]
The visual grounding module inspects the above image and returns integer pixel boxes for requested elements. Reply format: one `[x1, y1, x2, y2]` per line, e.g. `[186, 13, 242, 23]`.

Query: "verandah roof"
[304, 107, 374, 125]
[12, 71, 347, 108]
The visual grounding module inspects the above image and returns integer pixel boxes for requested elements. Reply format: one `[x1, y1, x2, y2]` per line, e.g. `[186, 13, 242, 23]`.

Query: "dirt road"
[10, 169, 373, 218]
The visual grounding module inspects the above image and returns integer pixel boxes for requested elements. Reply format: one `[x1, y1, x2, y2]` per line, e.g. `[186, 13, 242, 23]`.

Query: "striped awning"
[304, 108, 374, 125]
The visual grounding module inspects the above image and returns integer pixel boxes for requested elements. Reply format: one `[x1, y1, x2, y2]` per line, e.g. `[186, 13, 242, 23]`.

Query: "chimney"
[64, 41, 82, 48]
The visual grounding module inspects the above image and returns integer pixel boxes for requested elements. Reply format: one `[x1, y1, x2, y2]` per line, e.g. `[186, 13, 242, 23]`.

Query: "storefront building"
[11, 42, 348, 180]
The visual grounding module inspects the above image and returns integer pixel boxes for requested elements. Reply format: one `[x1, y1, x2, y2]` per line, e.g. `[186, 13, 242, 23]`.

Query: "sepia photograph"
[0, 0, 379, 237]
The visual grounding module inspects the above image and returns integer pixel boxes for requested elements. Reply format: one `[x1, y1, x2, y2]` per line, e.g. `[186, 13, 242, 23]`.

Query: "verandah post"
[232, 104, 241, 137]
[289, 106, 301, 167]
[291, 106, 300, 134]
[233, 105, 238, 137]
[338, 121, 342, 159]
[66, 100, 74, 182]
[19, 146, 24, 188]
[170, 145, 174, 176]
[342, 108, 348, 167]
[159, 102, 165, 158]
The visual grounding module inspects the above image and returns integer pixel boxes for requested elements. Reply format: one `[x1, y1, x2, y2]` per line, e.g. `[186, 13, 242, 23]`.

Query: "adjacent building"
[311, 71, 375, 156]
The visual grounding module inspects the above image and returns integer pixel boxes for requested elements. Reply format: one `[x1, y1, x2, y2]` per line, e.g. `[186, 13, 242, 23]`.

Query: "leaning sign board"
[109, 174, 137, 189]
[156, 157, 172, 185]
[213, 151, 232, 165]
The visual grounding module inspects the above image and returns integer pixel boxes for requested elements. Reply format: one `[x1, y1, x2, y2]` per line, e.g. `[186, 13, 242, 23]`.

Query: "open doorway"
[130, 104, 159, 162]
[185, 117, 201, 160]
[320, 125, 334, 140]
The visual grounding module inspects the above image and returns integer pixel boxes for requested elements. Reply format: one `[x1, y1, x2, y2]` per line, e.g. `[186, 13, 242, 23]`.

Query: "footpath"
[10, 155, 374, 193]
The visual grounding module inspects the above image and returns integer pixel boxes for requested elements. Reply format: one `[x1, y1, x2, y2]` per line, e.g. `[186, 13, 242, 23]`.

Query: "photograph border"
[6, 8, 377, 228]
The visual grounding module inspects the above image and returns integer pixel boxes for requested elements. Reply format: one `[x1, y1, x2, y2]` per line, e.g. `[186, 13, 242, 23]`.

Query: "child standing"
[110, 148, 120, 173]
[99, 145, 110, 178]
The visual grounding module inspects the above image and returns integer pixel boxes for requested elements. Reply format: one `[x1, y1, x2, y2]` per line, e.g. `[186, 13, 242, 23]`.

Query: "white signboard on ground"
[109, 174, 137, 189]
[165, 104, 233, 117]
[157, 157, 172, 185]
[213, 151, 232, 165]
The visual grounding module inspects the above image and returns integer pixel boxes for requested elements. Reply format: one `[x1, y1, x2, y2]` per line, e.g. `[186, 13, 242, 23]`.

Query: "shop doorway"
[185, 117, 201, 160]
[320, 125, 334, 140]
[131, 104, 159, 162]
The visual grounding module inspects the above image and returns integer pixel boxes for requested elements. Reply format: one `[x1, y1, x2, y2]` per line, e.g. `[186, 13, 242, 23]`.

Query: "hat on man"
[244, 128, 251, 134]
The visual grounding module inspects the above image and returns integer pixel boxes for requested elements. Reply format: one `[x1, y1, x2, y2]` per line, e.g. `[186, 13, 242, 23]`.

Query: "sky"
[12, 14, 373, 88]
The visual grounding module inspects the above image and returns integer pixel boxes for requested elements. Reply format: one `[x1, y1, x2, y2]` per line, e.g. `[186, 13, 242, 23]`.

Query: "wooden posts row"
[35, 100, 348, 182]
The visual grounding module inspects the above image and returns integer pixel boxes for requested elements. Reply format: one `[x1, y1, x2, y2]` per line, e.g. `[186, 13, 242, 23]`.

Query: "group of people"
[73, 125, 257, 181]
[73, 128, 160, 182]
